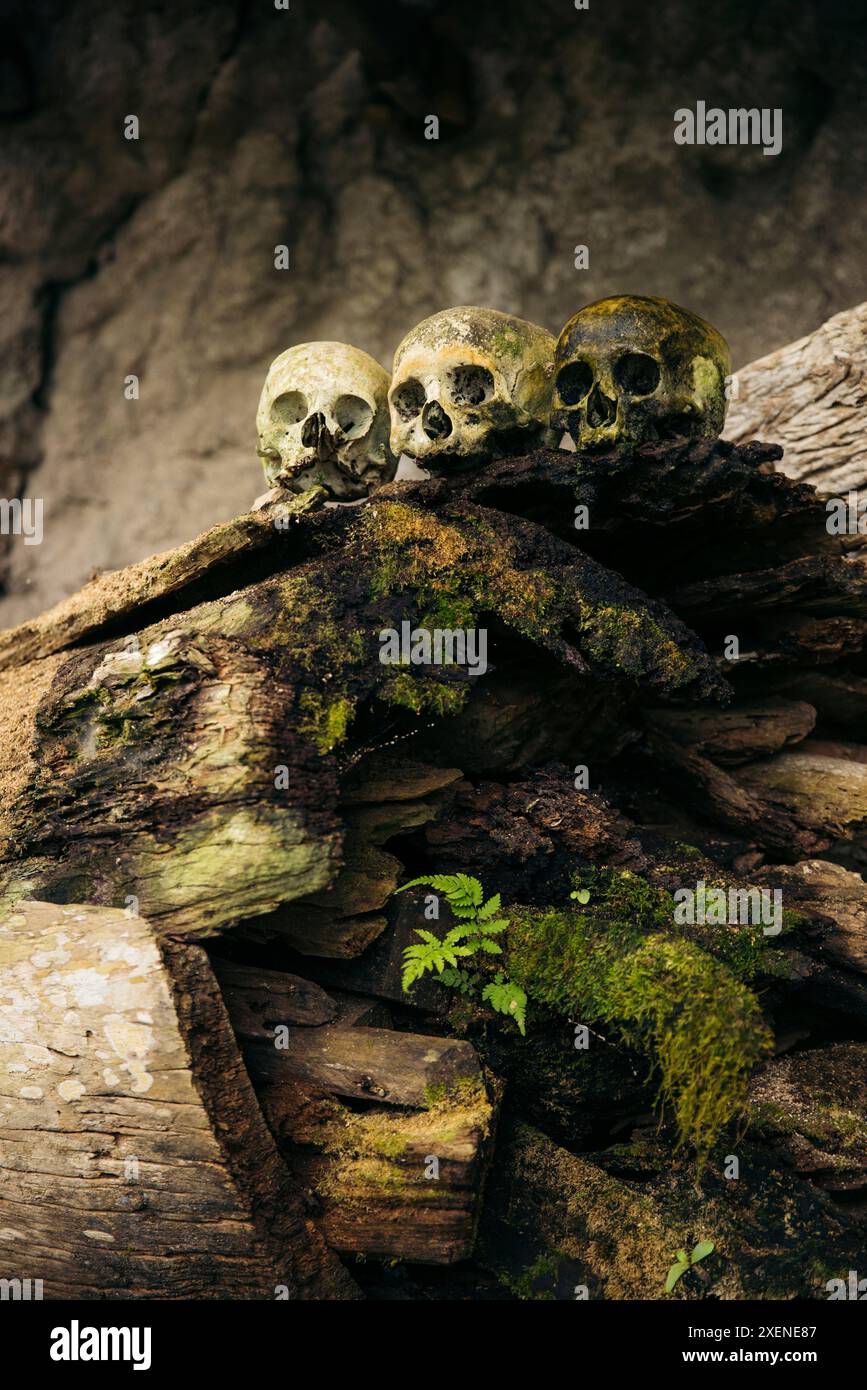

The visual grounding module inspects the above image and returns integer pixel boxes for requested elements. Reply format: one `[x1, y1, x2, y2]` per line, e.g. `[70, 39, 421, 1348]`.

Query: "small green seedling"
[665, 1240, 715, 1293]
[570, 888, 591, 904]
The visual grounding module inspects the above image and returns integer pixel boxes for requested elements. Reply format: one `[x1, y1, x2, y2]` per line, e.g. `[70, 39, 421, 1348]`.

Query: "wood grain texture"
[726, 302, 867, 493]
[0, 900, 357, 1299]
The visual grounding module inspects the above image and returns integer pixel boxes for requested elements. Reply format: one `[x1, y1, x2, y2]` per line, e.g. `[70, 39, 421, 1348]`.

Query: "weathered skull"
[389, 307, 557, 469]
[552, 295, 731, 452]
[256, 342, 397, 500]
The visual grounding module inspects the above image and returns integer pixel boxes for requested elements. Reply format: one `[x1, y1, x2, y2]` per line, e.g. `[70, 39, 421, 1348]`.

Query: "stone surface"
[1, 0, 867, 622]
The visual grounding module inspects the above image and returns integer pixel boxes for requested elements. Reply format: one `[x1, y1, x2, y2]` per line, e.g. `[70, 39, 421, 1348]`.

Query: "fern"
[482, 973, 527, 1035]
[395, 873, 526, 1033]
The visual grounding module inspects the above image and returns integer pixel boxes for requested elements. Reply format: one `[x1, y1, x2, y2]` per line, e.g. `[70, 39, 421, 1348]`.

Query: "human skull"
[256, 342, 397, 500]
[552, 295, 731, 452]
[389, 307, 557, 470]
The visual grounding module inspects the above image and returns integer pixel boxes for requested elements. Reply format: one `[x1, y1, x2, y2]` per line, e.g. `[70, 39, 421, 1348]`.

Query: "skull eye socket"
[613, 352, 660, 396]
[392, 378, 426, 421]
[334, 394, 373, 439]
[448, 365, 494, 407]
[556, 359, 594, 406]
[271, 390, 308, 427]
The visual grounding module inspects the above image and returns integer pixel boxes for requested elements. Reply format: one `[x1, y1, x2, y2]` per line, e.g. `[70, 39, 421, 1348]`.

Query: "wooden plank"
[244, 1025, 481, 1107]
[273, 1082, 496, 1264]
[210, 957, 338, 1037]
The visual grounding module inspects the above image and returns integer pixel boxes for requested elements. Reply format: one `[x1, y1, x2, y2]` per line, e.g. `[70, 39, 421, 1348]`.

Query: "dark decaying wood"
[3, 414, 867, 1293]
[243, 1025, 481, 1108]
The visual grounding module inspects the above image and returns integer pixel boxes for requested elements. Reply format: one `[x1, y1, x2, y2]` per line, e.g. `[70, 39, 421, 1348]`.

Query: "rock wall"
[1, 0, 866, 622]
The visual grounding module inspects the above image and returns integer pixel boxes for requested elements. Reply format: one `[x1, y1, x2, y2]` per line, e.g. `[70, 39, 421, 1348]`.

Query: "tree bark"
[0, 900, 357, 1299]
[726, 301, 867, 494]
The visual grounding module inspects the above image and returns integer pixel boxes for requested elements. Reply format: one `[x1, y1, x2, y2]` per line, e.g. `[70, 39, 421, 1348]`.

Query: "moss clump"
[362, 501, 556, 643]
[297, 690, 356, 754]
[507, 873, 772, 1158]
[572, 599, 690, 684]
[380, 670, 469, 719]
[311, 1078, 493, 1208]
[500, 1253, 562, 1300]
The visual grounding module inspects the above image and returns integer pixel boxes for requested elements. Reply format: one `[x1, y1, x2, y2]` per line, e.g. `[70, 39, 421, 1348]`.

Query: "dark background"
[1, 0, 866, 622]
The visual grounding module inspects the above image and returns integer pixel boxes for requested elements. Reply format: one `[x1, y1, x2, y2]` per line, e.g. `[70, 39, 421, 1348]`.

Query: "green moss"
[500, 1253, 562, 1300]
[311, 1078, 492, 1208]
[507, 873, 773, 1158]
[381, 670, 469, 719]
[422, 1075, 488, 1112]
[573, 600, 690, 682]
[297, 691, 356, 753]
[361, 502, 556, 641]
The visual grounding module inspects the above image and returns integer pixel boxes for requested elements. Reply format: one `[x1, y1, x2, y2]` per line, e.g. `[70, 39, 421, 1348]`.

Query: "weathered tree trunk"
[726, 301, 867, 493]
[0, 901, 357, 1299]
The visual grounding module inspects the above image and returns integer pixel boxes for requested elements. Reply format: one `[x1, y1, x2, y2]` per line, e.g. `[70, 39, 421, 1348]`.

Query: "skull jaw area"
[399, 420, 559, 472]
[264, 448, 373, 501]
[560, 402, 721, 453]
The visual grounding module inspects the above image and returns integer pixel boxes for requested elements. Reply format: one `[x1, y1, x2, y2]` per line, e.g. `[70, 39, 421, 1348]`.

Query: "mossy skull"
[552, 295, 731, 452]
[389, 307, 557, 470]
[256, 342, 397, 500]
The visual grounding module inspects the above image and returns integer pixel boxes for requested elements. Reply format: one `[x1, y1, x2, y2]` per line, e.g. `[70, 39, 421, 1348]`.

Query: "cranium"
[552, 295, 731, 452]
[256, 342, 397, 500]
[389, 306, 557, 470]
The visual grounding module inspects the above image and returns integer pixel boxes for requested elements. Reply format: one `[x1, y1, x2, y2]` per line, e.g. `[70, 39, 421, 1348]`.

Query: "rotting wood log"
[0, 901, 357, 1299]
[735, 746, 867, 843]
[644, 698, 816, 765]
[766, 669, 867, 730]
[243, 1024, 482, 1107]
[302, 887, 446, 1009]
[210, 957, 339, 1037]
[259, 1079, 497, 1265]
[3, 426, 867, 1294]
[642, 723, 828, 859]
[0, 491, 328, 674]
[211, 956, 393, 1037]
[0, 479, 720, 945]
[726, 301, 867, 494]
[756, 859, 867, 976]
[291, 1100, 493, 1264]
[329, 991, 392, 1029]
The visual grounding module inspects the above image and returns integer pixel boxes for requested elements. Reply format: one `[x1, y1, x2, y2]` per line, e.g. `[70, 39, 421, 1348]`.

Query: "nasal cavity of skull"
[422, 400, 452, 440]
[392, 379, 427, 421]
[556, 359, 594, 406]
[613, 352, 660, 396]
[272, 390, 308, 427]
[334, 394, 373, 438]
[448, 364, 494, 407]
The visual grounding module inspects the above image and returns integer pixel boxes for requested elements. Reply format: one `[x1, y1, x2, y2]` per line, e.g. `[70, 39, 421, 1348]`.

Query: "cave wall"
[1, 0, 866, 623]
